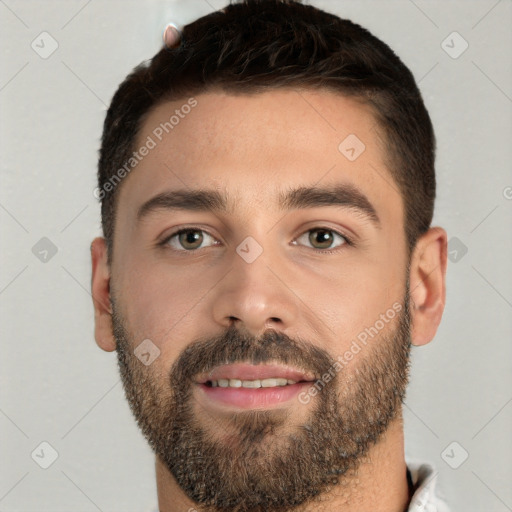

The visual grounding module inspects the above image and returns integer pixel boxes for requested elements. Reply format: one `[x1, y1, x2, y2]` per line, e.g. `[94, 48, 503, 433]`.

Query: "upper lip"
[195, 363, 317, 384]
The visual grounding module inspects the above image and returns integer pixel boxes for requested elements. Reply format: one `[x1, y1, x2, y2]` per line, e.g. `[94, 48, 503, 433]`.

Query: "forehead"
[117, 88, 402, 221]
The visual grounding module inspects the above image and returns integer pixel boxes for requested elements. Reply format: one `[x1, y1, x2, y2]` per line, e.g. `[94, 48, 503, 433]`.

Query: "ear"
[408, 227, 448, 346]
[91, 237, 116, 352]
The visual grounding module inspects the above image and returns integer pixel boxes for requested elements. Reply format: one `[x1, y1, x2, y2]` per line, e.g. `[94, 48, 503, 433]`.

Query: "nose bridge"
[212, 238, 299, 335]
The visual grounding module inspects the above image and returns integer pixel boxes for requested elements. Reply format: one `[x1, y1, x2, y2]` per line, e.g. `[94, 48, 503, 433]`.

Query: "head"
[91, 1, 447, 510]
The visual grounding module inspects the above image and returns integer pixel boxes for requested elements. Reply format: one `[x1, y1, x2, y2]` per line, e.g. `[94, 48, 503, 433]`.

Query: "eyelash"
[158, 226, 354, 254]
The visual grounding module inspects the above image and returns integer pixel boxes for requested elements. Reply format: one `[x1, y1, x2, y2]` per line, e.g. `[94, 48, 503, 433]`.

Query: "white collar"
[407, 462, 451, 512]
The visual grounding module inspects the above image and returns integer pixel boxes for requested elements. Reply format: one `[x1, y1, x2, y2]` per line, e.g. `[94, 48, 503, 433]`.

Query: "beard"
[112, 291, 412, 512]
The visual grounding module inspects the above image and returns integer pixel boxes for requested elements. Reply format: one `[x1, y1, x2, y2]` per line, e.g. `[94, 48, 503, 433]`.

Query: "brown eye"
[165, 229, 217, 251]
[309, 229, 335, 249]
[295, 228, 348, 251]
[178, 230, 204, 250]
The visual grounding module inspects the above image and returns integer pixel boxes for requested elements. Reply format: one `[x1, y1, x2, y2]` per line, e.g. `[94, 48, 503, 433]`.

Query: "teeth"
[209, 378, 297, 388]
[242, 379, 261, 388]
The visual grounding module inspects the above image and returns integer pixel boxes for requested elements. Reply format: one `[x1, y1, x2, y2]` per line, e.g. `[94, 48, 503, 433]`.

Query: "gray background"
[1, 0, 511, 511]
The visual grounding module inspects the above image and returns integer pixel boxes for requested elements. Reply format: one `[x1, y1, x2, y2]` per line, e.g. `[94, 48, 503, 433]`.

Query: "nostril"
[226, 316, 239, 328]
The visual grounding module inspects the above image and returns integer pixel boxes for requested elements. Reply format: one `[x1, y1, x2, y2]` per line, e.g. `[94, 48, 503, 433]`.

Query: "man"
[91, 1, 449, 510]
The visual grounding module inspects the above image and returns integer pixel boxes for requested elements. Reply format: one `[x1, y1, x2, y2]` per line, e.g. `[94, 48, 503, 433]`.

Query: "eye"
[293, 227, 349, 252]
[160, 226, 351, 253]
[162, 228, 219, 251]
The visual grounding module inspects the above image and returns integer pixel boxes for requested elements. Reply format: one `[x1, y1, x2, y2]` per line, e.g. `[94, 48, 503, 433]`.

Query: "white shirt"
[408, 462, 451, 512]
[148, 462, 451, 512]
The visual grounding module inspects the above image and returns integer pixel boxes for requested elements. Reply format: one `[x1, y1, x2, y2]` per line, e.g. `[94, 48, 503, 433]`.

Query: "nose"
[211, 245, 300, 337]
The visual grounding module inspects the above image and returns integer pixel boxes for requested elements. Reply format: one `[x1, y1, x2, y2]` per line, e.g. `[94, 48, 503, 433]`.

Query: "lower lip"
[197, 382, 312, 409]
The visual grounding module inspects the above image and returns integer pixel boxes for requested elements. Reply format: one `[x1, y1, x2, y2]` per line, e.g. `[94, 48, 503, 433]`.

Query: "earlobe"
[408, 227, 448, 346]
[91, 237, 116, 352]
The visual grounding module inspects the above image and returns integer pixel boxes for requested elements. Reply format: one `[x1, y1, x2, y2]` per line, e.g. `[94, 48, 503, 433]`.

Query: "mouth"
[194, 363, 317, 410]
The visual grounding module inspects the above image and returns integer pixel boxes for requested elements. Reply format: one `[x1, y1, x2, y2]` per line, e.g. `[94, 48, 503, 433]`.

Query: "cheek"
[306, 246, 405, 351]
[118, 254, 215, 362]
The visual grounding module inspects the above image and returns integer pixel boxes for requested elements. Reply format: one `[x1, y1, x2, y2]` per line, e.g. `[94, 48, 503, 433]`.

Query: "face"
[109, 89, 412, 511]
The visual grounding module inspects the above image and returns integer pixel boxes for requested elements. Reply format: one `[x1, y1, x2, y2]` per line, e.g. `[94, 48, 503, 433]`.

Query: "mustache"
[169, 324, 337, 385]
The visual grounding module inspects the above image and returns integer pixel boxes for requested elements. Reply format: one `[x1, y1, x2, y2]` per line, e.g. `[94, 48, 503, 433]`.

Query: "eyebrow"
[136, 184, 380, 226]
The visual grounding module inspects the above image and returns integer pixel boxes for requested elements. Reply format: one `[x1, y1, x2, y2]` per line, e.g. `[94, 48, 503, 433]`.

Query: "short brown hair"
[98, 0, 436, 262]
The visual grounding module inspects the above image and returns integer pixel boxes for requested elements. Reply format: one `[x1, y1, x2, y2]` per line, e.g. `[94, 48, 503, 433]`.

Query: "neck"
[155, 414, 410, 512]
